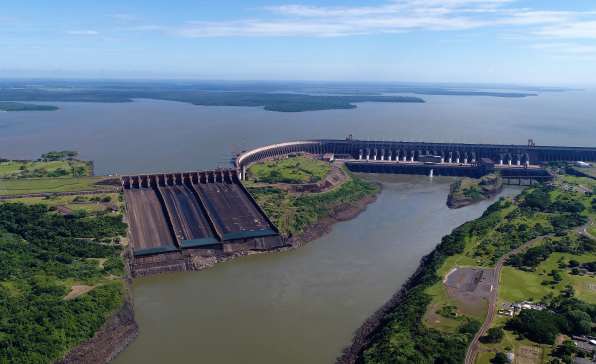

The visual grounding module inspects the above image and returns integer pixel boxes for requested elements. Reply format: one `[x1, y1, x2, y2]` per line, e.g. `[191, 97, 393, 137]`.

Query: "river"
[110, 175, 521, 364]
[0, 91, 590, 362]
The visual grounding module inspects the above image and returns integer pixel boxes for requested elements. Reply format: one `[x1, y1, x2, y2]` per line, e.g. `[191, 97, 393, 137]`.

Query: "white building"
[576, 161, 590, 168]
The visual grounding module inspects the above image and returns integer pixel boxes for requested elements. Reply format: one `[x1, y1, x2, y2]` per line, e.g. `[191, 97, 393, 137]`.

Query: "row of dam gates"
[122, 169, 283, 276]
[124, 139, 594, 274]
[235, 140, 596, 170]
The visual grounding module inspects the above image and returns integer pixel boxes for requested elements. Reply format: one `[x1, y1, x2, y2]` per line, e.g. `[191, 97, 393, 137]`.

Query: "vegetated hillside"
[0, 88, 424, 112]
[447, 172, 503, 209]
[0, 102, 59, 111]
[359, 184, 596, 364]
[248, 166, 379, 234]
[0, 203, 128, 364]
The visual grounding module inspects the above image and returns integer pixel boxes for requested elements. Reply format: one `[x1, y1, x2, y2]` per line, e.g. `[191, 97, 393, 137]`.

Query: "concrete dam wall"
[236, 140, 596, 169]
[122, 169, 283, 276]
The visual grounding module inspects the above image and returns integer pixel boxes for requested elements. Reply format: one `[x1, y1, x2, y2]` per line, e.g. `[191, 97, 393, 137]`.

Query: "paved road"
[464, 233, 555, 364]
[465, 217, 596, 364]
[578, 217, 596, 240]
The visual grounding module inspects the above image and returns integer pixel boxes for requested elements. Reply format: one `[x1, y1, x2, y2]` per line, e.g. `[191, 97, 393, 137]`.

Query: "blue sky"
[2, 0, 596, 84]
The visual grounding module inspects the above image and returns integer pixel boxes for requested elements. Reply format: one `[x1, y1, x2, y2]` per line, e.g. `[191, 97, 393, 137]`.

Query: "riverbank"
[447, 173, 503, 209]
[180, 183, 381, 273]
[340, 181, 596, 364]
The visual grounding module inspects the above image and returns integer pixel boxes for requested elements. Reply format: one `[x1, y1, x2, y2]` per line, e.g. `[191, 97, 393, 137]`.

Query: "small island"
[0, 101, 59, 112]
[447, 172, 503, 209]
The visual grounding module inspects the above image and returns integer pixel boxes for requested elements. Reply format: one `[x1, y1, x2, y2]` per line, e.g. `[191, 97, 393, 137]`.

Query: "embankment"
[174, 184, 382, 275]
[54, 251, 139, 364]
[447, 174, 503, 209]
[335, 255, 430, 364]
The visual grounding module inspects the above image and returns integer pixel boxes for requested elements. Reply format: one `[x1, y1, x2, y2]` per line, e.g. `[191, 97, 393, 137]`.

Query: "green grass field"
[587, 225, 596, 237]
[250, 156, 331, 183]
[1, 178, 117, 195]
[0, 193, 121, 205]
[499, 251, 596, 304]
[0, 160, 66, 174]
[0, 160, 91, 179]
[476, 314, 553, 364]
[65, 204, 103, 213]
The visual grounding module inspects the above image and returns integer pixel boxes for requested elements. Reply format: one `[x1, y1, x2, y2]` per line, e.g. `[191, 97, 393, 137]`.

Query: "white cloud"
[531, 43, 596, 53]
[65, 30, 98, 35]
[534, 20, 596, 39]
[124, 0, 596, 40]
[111, 14, 144, 21]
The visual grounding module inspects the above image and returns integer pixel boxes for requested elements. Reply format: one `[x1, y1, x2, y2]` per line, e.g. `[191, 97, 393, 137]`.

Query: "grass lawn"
[587, 225, 596, 237]
[477, 315, 554, 364]
[0, 160, 91, 178]
[0, 193, 121, 205]
[0, 160, 66, 174]
[65, 204, 102, 213]
[250, 156, 331, 183]
[499, 251, 596, 304]
[475, 351, 496, 364]
[1, 178, 117, 195]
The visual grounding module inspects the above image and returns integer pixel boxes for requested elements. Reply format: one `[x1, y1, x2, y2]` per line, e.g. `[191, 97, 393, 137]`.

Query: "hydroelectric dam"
[124, 139, 594, 276]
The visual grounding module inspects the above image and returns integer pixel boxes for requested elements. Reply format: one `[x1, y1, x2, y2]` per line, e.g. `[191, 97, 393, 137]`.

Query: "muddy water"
[112, 175, 522, 364]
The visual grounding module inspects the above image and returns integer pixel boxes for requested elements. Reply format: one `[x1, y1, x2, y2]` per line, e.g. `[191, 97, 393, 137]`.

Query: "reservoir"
[0, 89, 595, 176]
[111, 175, 521, 364]
[0, 90, 590, 362]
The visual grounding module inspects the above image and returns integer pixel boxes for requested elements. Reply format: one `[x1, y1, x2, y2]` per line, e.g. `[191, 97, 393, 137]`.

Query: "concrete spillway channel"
[158, 184, 219, 249]
[192, 181, 273, 240]
[125, 186, 179, 254]
[122, 169, 283, 263]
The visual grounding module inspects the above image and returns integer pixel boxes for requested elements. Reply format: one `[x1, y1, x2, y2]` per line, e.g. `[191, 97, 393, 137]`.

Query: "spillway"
[158, 184, 218, 248]
[122, 169, 283, 275]
[125, 187, 178, 255]
[192, 181, 276, 240]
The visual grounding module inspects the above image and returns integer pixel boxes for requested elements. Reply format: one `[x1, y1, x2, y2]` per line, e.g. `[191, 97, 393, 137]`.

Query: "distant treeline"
[0, 102, 59, 112]
[299, 87, 538, 98]
[0, 89, 424, 112]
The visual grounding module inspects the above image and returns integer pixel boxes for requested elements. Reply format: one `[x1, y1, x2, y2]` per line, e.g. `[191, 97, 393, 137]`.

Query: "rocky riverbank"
[173, 185, 381, 274]
[447, 173, 503, 209]
[335, 255, 430, 364]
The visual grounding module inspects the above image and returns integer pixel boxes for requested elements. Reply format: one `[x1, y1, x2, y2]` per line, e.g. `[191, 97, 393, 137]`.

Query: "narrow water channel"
[112, 174, 523, 364]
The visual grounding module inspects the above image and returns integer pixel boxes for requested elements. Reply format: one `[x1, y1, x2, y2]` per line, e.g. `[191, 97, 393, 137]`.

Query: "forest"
[0, 88, 424, 112]
[0, 102, 59, 112]
[0, 203, 127, 363]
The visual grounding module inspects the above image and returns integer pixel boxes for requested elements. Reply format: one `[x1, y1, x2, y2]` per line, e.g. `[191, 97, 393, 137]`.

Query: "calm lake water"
[0, 91, 591, 363]
[0, 89, 595, 176]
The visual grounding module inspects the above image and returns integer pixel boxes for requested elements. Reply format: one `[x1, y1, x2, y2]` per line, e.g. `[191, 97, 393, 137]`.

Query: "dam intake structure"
[236, 139, 596, 172]
[122, 169, 282, 276]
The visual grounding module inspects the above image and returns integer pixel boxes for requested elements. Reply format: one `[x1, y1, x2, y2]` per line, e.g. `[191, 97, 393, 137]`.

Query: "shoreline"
[335, 210, 472, 364]
[54, 261, 139, 364]
[57, 183, 381, 363]
[446, 177, 504, 210]
[336, 255, 430, 364]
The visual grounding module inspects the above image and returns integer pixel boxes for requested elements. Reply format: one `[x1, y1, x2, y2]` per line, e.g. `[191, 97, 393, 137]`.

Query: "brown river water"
[111, 175, 522, 364]
[0, 92, 590, 362]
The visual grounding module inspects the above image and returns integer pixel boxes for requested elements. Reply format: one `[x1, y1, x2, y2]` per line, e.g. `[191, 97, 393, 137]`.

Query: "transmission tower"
[0, 175, 7, 195]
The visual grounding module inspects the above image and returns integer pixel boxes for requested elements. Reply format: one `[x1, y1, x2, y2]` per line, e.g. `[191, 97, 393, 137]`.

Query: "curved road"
[464, 233, 554, 364]
[466, 218, 596, 364]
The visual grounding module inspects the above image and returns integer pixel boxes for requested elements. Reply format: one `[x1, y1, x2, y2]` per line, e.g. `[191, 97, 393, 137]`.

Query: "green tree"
[487, 327, 505, 343]
[494, 352, 508, 364]
[560, 339, 578, 355]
